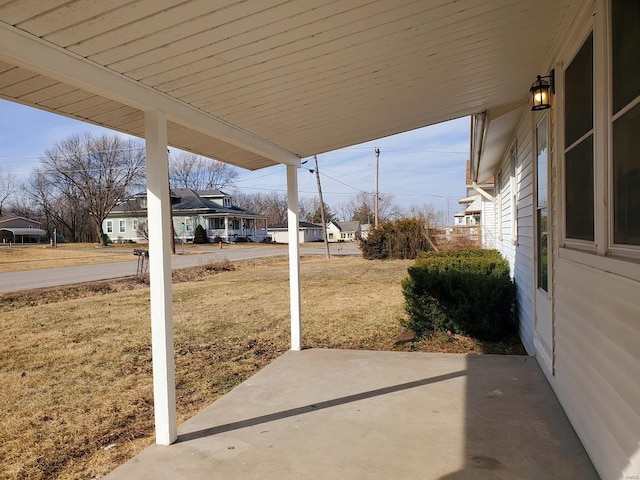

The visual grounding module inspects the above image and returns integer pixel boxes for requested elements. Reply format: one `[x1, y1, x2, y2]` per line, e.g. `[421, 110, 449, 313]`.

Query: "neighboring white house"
[325, 221, 361, 242]
[103, 189, 268, 243]
[472, 2, 640, 478]
[455, 195, 481, 225]
[268, 221, 323, 244]
[455, 161, 496, 248]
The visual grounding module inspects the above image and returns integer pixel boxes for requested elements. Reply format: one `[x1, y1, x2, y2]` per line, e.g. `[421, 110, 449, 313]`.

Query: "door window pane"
[537, 119, 549, 292]
[538, 208, 549, 292]
[537, 121, 548, 209]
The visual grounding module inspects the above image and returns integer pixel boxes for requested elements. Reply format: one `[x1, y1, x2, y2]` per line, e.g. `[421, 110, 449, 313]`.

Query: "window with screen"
[612, 0, 640, 246]
[564, 33, 594, 242]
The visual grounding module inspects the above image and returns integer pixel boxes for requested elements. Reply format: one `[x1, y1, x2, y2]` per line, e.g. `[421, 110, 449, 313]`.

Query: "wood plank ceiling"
[0, 0, 575, 171]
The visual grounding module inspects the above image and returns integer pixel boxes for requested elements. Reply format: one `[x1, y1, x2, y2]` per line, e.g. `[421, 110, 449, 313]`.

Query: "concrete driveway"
[105, 349, 598, 479]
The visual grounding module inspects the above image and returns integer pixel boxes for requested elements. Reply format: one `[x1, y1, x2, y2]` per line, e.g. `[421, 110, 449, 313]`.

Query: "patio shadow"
[178, 369, 466, 443]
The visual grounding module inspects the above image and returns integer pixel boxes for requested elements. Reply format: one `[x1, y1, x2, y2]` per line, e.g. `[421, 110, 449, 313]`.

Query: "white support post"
[286, 164, 302, 351]
[145, 110, 177, 445]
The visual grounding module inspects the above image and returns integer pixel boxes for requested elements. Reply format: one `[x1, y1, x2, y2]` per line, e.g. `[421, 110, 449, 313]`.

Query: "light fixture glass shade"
[530, 76, 552, 110]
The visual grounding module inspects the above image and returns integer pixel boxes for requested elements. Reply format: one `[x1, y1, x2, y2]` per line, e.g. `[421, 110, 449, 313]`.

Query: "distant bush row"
[361, 218, 434, 260]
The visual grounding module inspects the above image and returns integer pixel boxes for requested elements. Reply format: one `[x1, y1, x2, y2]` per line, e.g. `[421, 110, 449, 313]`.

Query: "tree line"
[1, 132, 446, 243]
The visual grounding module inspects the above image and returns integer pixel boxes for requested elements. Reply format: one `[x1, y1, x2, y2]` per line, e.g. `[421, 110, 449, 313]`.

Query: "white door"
[534, 114, 554, 376]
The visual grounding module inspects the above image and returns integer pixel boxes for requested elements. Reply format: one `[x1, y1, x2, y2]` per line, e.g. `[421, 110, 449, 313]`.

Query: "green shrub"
[402, 249, 516, 340]
[193, 224, 208, 244]
[361, 218, 433, 260]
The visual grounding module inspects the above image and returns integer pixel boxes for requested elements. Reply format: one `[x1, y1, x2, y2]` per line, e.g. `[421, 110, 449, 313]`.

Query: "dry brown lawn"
[0, 244, 135, 272]
[0, 254, 524, 479]
[0, 256, 411, 479]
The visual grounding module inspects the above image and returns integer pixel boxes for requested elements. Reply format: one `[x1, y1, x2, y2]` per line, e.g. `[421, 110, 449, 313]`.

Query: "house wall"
[496, 2, 640, 478]
[325, 226, 340, 242]
[480, 198, 495, 248]
[103, 217, 144, 243]
[495, 117, 535, 355]
[269, 229, 320, 244]
[303, 229, 323, 243]
[553, 255, 640, 480]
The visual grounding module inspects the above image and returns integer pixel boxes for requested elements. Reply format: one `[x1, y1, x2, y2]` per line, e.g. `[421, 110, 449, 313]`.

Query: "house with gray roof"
[0, 216, 47, 244]
[325, 221, 361, 242]
[103, 189, 267, 243]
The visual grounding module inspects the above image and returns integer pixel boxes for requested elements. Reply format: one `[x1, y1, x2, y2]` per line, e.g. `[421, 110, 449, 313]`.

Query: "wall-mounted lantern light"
[530, 69, 555, 111]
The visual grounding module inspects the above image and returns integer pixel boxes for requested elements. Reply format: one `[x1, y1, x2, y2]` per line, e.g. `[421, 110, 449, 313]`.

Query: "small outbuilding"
[0, 216, 46, 244]
[268, 221, 323, 244]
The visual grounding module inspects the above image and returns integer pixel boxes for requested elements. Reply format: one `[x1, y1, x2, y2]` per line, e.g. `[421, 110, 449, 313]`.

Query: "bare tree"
[338, 192, 401, 224]
[5, 194, 40, 222]
[407, 203, 446, 226]
[298, 196, 316, 223]
[36, 133, 145, 245]
[27, 169, 87, 242]
[0, 167, 17, 217]
[169, 151, 238, 190]
[298, 196, 334, 224]
[233, 191, 288, 225]
[136, 220, 149, 240]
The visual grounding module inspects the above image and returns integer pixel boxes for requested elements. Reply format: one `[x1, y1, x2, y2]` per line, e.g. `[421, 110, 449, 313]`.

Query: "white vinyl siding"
[481, 199, 495, 248]
[553, 256, 640, 480]
[532, 2, 640, 479]
[496, 116, 535, 355]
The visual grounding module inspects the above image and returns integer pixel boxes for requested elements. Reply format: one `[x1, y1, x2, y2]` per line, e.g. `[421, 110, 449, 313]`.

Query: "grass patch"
[0, 244, 134, 272]
[0, 255, 524, 479]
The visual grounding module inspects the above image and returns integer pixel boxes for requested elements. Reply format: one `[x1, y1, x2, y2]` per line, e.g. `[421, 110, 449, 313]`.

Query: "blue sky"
[0, 99, 470, 221]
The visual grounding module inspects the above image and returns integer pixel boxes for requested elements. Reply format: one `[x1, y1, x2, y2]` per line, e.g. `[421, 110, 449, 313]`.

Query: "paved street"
[0, 243, 360, 293]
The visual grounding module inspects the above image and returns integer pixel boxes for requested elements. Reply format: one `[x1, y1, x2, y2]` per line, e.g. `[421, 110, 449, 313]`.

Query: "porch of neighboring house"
[205, 217, 268, 243]
[106, 349, 598, 479]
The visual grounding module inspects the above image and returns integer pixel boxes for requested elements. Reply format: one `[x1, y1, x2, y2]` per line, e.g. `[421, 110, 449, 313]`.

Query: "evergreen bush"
[402, 249, 516, 340]
[193, 224, 208, 244]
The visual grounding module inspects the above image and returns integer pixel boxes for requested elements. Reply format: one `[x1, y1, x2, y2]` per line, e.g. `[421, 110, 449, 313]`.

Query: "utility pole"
[374, 148, 380, 227]
[314, 155, 331, 259]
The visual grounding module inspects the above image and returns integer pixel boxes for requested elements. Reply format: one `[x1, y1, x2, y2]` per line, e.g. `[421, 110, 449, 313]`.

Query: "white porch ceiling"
[0, 0, 577, 172]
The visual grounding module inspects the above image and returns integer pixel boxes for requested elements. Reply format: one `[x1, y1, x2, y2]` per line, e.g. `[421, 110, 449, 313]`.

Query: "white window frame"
[559, 21, 597, 252]
[606, 0, 640, 259]
[555, 0, 640, 281]
[119, 220, 126, 233]
[106, 220, 113, 233]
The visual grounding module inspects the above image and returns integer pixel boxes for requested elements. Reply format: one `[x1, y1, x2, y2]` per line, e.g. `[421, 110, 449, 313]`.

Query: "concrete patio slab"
[106, 349, 598, 479]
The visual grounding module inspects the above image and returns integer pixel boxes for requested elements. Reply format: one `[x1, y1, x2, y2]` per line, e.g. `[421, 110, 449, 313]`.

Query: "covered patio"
[106, 349, 597, 479]
[0, 1, 608, 478]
